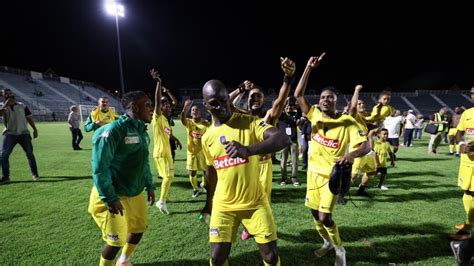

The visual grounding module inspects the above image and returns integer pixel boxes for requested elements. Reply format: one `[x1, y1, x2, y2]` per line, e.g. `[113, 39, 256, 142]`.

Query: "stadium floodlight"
[104, 0, 125, 97]
[105, 1, 124, 17]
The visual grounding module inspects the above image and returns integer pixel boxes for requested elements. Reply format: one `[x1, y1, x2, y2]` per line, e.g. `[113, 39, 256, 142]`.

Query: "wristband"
[458, 141, 466, 146]
[283, 75, 295, 85]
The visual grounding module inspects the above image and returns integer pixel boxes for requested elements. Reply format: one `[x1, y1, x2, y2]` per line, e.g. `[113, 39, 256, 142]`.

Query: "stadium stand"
[0, 66, 471, 121]
[0, 66, 122, 121]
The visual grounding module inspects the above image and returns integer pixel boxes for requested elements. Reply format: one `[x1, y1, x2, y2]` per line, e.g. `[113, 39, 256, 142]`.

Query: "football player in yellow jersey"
[180, 98, 210, 198]
[228, 57, 296, 198]
[150, 69, 174, 214]
[364, 90, 395, 127]
[373, 128, 395, 190]
[201, 79, 290, 266]
[346, 85, 380, 199]
[84, 96, 118, 132]
[295, 54, 371, 266]
[452, 87, 474, 240]
[228, 58, 296, 241]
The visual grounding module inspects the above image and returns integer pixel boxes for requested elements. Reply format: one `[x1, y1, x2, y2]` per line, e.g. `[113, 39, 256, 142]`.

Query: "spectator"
[0, 89, 39, 183]
[414, 114, 424, 139]
[67, 105, 83, 150]
[299, 115, 311, 170]
[278, 97, 301, 186]
[383, 110, 404, 158]
[403, 109, 416, 147]
[428, 107, 449, 154]
[448, 106, 464, 156]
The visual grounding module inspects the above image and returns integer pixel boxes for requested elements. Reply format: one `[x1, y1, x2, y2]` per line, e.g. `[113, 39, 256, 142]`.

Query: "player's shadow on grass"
[271, 187, 306, 203]
[385, 178, 451, 190]
[396, 157, 447, 162]
[0, 212, 24, 223]
[356, 188, 460, 203]
[3, 175, 91, 184]
[169, 209, 201, 215]
[386, 170, 445, 179]
[276, 223, 452, 264]
[136, 259, 208, 266]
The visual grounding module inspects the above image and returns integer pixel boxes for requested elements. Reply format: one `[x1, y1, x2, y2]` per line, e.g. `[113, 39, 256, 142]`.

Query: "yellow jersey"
[374, 140, 391, 167]
[151, 113, 172, 158]
[201, 113, 272, 211]
[457, 107, 474, 166]
[91, 107, 117, 124]
[354, 112, 369, 134]
[366, 104, 395, 124]
[307, 106, 367, 176]
[184, 118, 210, 154]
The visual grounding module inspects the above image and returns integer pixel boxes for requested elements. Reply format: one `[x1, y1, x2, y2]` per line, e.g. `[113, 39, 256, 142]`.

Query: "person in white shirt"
[414, 114, 424, 139]
[383, 110, 404, 157]
[403, 110, 417, 147]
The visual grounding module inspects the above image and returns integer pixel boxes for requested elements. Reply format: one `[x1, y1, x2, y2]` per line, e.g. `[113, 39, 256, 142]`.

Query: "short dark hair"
[121, 91, 147, 110]
[321, 86, 338, 96]
[380, 128, 389, 133]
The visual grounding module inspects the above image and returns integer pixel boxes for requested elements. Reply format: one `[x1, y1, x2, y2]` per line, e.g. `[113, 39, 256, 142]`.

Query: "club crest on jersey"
[466, 128, 474, 135]
[220, 136, 227, 144]
[210, 228, 220, 236]
[164, 127, 171, 136]
[213, 155, 248, 170]
[101, 131, 110, 138]
[259, 121, 267, 127]
[190, 131, 202, 139]
[107, 233, 119, 241]
[358, 130, 365, 137]
[313, 132, 339, 148]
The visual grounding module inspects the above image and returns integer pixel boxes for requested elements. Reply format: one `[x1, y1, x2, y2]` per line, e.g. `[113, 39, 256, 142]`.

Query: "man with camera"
[0, 88, 39, 183]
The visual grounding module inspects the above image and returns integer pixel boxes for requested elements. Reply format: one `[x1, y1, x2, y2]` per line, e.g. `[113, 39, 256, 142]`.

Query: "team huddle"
[83, 54, 474, 266]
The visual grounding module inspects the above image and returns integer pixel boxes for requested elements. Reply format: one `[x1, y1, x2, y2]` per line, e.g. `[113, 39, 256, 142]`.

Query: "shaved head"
[203, 79, 232, 123]
[203, 79, 228, 101]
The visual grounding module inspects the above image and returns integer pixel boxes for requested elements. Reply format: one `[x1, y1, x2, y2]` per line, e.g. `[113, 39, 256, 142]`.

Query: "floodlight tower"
[105, 0, 125, 97]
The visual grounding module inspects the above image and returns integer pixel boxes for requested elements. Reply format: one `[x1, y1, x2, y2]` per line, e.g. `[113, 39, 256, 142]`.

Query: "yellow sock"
[263, 256, 280, 266]
[160, 175, 174, 201]
[315, 220, 330, 239]
[100, 256, 115, 266]
[209, 258, 229, 266]
[189, 174, 198, 190]
[324, 224, 342, 247]
[449, 144, 455, 153]
[456, 145, 461, 153]
[118, 243, 137, 263]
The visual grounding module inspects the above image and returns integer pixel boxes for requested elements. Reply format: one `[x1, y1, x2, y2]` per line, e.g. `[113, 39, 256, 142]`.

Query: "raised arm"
[294, 53, 326, 114]
[349, 85, 363, 116]
[265, 57, 296, 124]
[180, 99, 193, 126]
[150, 69, 162, 115]
[163, 86, 177, 110]
[229, 80, 253, 106]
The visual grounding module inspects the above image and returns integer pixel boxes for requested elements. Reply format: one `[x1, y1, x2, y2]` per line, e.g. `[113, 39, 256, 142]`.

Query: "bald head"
[203, 80, 228, 100]
[202, 79, 232, 123]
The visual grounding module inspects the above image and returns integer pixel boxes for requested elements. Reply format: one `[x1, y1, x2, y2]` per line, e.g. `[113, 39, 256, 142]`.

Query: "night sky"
[1, 1, 473, 95]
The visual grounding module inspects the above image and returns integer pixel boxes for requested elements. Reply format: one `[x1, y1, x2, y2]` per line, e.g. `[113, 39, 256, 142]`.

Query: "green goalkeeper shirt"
[92, 114, 155, 206]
